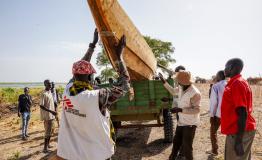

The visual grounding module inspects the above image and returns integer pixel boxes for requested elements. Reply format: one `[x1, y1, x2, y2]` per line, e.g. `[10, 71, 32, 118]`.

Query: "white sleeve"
[209, 86, 218, 117]
[163, 82, 178, 96]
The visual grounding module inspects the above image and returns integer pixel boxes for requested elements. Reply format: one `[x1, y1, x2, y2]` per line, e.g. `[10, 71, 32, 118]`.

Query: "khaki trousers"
[225, 130, 255, 160]
[44, 119, 54, 138]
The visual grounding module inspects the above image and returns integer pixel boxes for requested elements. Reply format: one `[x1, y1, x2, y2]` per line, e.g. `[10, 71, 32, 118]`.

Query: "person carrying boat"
[57, 29, 131, 160]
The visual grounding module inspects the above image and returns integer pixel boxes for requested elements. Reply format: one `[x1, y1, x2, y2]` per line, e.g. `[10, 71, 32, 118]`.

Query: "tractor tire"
[163, 109, 173, 143]
[112, 121, 121, 142]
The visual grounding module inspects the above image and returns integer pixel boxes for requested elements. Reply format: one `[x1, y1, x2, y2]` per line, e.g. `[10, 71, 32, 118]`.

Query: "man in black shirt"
[18, 87, 32, 140]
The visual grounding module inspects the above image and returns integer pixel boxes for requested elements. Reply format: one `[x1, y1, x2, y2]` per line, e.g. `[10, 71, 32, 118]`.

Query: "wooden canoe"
[87, 0, 157, 80]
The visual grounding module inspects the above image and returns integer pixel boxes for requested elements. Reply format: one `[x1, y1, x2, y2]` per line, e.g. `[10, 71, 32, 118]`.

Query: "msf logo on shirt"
[63, 96, 86, 118]
[63, 96, 74, 110]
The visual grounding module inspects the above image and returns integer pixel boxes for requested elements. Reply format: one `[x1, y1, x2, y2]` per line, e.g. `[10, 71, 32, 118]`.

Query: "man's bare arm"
[40, 105, 57, 116]
[81, 29, 98, 62]
[99, 35, 131, 112]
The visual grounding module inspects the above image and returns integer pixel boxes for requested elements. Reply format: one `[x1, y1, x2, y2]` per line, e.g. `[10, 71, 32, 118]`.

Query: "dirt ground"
[0, 84, 261, 160]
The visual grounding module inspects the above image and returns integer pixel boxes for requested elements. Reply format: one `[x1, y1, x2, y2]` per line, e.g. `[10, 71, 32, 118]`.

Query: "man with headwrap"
[57, 29, 131, 160]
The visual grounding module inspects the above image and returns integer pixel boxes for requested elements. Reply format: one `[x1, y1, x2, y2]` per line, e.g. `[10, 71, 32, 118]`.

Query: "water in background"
[0, 82, 66, 88]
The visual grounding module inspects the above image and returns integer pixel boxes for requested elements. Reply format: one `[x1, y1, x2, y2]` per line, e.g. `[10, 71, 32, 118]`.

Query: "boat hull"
[87, 0, 157, 80]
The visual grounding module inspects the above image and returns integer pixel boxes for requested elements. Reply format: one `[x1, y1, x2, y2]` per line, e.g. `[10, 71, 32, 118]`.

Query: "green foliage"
[56, 86, 64, 96]
[0, 88, 42, 104]
[144, 36, 176, 68]
[0, 88, 23, 105]
[96, 36, 176, 80]
[7, 151, 21, 160]
[100, 68, 117, 83]
[27, 88, 42, 97]
[96, 49, 111, 68]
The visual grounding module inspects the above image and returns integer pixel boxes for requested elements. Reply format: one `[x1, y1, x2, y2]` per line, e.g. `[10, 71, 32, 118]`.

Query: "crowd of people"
[17, 29, 256, 160]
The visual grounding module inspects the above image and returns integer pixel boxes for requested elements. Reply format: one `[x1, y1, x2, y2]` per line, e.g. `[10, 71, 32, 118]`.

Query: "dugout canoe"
[87, 0, 157, 80]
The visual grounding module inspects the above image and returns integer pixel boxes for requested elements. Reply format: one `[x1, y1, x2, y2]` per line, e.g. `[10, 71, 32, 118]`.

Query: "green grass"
[0, 88, 42, 105]
[7, 151, 21, 160]
[0, 87, 64, 105]
[56, 86, 65, 96]
[0, 88, 23, 105]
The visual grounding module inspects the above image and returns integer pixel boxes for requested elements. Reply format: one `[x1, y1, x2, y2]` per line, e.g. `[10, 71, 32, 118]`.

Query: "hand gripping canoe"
[87, 0, 157, 80]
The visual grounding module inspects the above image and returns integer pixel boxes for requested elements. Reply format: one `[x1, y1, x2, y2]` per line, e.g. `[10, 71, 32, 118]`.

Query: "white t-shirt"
[57, 83, 114, 160]
[177, 85, 201, 126]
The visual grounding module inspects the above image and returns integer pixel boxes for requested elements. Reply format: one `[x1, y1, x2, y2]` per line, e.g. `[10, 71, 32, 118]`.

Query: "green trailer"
[101, 79, 174, 142]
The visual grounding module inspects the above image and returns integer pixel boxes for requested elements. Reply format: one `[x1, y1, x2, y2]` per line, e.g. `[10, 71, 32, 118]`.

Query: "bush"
[0, 88, 23, 105]
[0, 88, 42, 105]
[7, 151, 21, 160]
[56, 86, 64, 95]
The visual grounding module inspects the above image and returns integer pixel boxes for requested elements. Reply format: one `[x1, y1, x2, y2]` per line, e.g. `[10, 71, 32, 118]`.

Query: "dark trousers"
[169, 125, 197, 160]
[210, 116, 220, 154]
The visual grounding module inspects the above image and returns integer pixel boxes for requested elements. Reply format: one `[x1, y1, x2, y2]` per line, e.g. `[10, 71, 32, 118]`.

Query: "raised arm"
[99, 35, 131, 112]
[81, 28, 99, 62]
[69, 29, 99, 83]
[159, 73, 178, 96]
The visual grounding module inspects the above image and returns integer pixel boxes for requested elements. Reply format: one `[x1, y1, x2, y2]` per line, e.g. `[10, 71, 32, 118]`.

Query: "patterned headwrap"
[72, 60, 96, 75]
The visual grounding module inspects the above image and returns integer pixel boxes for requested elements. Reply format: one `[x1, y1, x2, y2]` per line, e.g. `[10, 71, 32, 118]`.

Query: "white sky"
[0, 0, 261, 82]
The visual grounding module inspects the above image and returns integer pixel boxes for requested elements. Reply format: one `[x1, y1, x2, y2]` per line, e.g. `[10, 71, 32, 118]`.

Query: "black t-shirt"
[18, 94, 32, 113]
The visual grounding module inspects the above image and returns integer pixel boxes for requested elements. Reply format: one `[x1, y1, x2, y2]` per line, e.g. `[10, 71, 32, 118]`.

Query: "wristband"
[89, 43, 96, 49]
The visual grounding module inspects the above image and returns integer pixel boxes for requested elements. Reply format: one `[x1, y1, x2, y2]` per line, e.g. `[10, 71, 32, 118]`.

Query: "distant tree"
[96, 49, 110, 68]
[144, 36, 175, 68]
[96, 36, 176, 82]
[100, 67, 117, 83]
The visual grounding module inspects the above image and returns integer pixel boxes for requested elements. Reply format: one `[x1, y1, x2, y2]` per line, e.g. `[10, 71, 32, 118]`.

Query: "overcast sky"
[0, 0, 261, 82]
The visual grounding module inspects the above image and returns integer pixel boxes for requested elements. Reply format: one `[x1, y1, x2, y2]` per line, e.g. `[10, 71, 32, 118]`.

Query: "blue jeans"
[21, 112, 30, 137]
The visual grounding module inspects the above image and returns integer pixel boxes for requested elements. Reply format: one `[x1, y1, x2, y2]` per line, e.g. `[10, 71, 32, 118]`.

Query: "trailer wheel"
[163, 109, 173, 143]
[112, 121, 121, 142]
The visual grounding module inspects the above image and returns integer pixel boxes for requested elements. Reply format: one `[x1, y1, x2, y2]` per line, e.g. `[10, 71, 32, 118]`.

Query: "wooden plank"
[87, 0, 157, 80]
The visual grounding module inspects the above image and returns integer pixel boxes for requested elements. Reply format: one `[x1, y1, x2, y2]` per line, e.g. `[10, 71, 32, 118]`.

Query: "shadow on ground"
[0, 130, 44, 145]
[112, 127, 171, 160]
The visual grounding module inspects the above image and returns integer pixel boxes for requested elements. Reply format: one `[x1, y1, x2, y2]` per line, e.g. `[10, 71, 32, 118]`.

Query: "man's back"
[57, 83, 114, 160]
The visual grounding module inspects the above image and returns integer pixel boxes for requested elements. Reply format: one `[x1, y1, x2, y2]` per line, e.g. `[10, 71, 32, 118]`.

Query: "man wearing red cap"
[57, 29, 131, 160]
